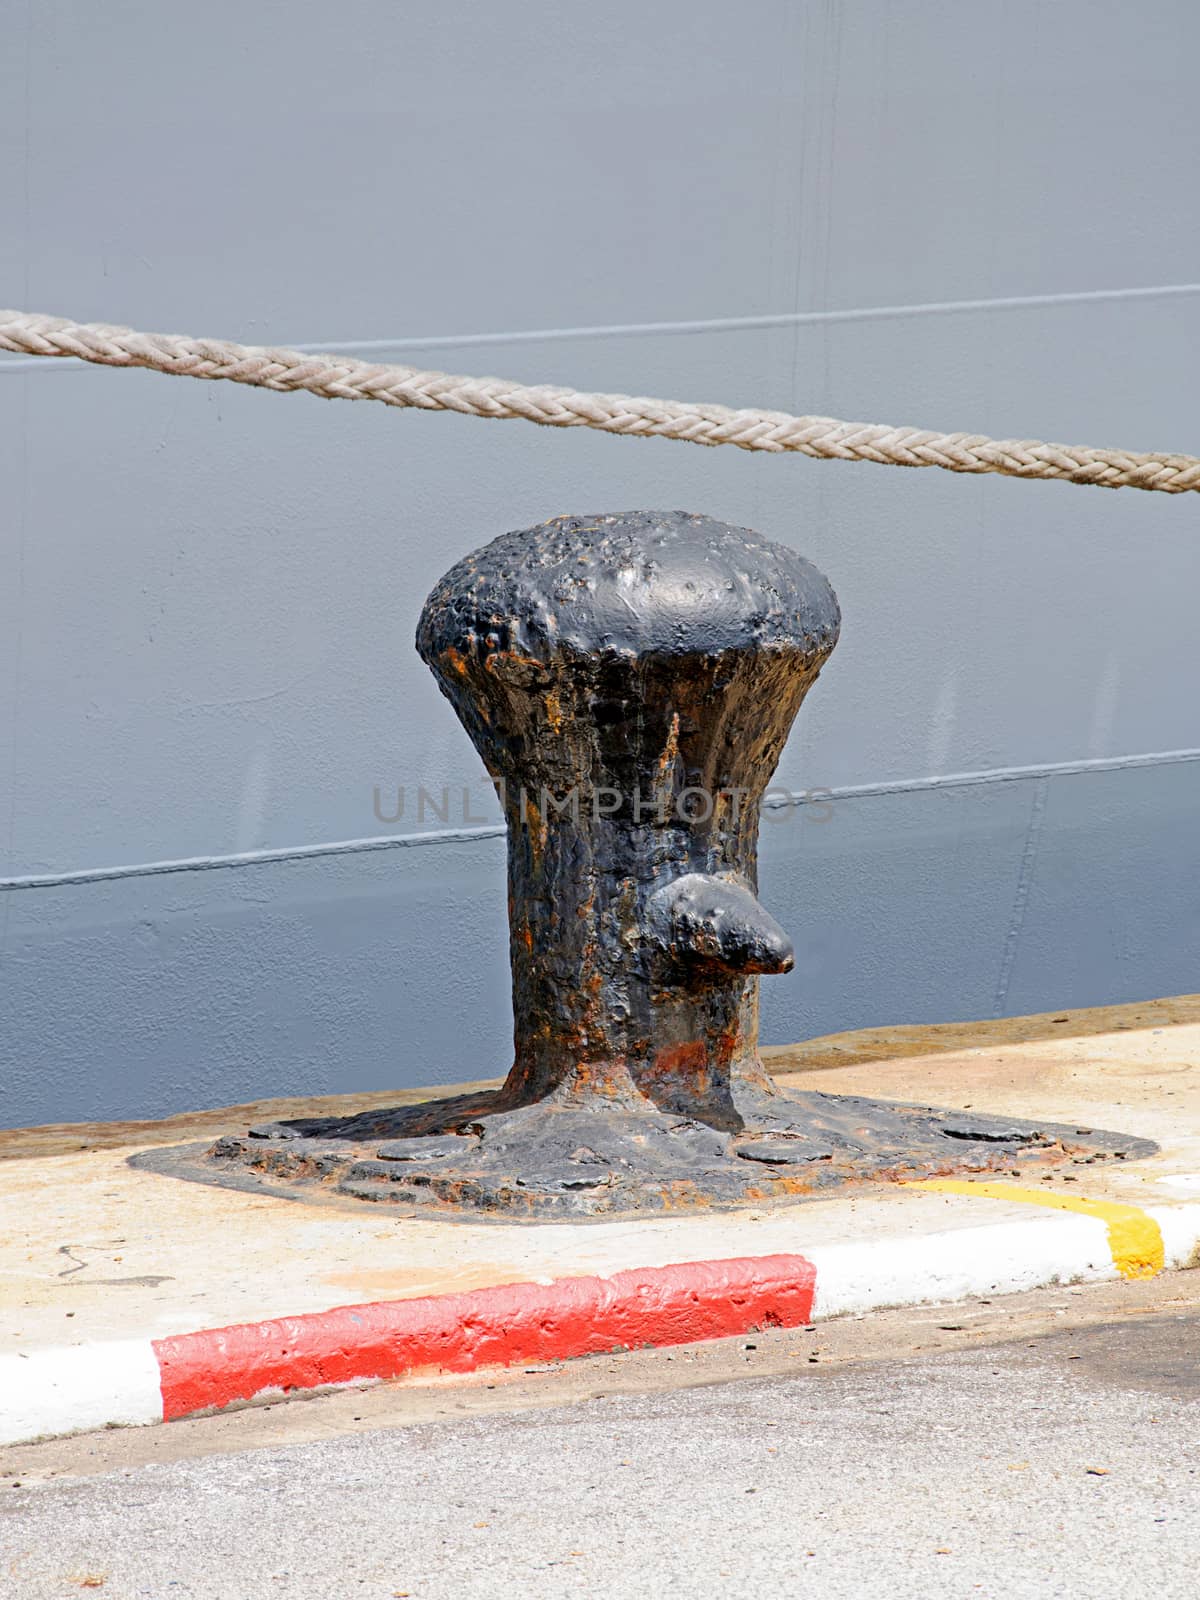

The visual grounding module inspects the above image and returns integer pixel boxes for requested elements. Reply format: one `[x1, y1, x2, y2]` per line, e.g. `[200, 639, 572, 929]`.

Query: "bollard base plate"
[133, 1085, 1157, 1219]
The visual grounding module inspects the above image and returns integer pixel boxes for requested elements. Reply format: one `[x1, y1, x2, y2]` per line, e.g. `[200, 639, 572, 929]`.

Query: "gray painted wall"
[2, 1, 1198, 1128]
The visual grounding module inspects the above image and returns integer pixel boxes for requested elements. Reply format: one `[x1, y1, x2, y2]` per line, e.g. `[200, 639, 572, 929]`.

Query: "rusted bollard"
[415, 509, 839, 1142]
[168, 512, 1151, 1215]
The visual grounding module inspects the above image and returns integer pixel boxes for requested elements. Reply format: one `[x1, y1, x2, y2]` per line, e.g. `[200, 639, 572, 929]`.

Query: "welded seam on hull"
[992, 776, 1050, 1018]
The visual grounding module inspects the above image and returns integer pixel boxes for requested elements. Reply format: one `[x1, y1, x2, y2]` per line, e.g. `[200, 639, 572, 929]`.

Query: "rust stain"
[543, 688, 565, 733]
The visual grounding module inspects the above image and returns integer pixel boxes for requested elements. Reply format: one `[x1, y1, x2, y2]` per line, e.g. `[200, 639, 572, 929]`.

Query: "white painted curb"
[0, 1340, 162, 1447]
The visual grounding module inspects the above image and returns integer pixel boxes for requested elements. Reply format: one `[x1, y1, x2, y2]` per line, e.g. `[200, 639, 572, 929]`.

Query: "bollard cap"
[417, 510, 840, 667]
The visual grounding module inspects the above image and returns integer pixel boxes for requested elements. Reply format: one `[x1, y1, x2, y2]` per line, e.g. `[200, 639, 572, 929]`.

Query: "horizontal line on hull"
[4, 745, 1198, 894]
[2, 283, 1196, 373]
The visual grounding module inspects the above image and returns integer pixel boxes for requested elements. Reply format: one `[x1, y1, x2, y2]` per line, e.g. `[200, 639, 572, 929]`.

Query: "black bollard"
[162, 512, 1152, 1216]
[414, 510, 839, 1133]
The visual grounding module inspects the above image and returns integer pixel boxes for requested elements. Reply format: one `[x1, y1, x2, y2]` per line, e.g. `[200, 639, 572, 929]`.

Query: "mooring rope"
[2, 309, 1197, 495]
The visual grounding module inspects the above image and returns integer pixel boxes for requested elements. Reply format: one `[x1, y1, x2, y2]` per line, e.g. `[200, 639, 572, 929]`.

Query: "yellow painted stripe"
[907, 1179, 1165, 1280]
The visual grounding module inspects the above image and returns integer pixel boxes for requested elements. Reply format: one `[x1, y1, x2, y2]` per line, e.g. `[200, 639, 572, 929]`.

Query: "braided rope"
[2, 309, 1197, 494]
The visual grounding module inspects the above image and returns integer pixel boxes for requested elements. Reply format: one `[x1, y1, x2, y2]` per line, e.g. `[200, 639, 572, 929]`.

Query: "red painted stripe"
[153, 1253, 817, 1421]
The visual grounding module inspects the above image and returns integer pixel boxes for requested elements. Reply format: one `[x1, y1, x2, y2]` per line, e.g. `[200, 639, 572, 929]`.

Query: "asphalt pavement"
[2, 1287, 1197, 1599]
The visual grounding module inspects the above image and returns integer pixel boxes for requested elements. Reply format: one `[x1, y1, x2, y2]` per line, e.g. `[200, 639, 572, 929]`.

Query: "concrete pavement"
[5, 994, 1200, 1445]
